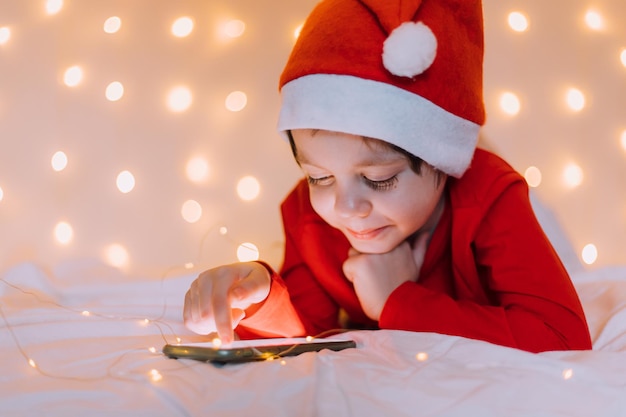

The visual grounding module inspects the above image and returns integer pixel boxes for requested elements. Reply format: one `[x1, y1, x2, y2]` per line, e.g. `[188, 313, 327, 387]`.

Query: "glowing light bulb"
[294, 23, 304, 39]
[620, 130, 626, 151]
[225, 91, 247, 112]
[582, 244, 598, 265]
[185, 156, 210, 183]
[0, 27, 10, 45]
[184, 263, 194, 269]
[306, 336, 314, 342]
[224, 19, 245, 38]
[416, 352, 429, 361]
[105, 81, 124, 101]
[63, 66, 83, 87]
[172, 17, 194, 38]
[219, 226, 228, 235]
[181, 199, 202, 223]
[584, 10, 604, 31]
[508, 12, 529, 32]
[562, 163, 584, 188]
[566, 88, 585, 112]
[212, 337, 222, 348]
[621, 49, 626, 68]
[524, 166, 542, 188]
[28, 359, 37, 368]
[45, 0, 63, 15]
[167, 86, 192, 112]
[237, 175, 260, 201]
[51, 151, 68, 171]
[105, 243, 129, 268]
[81, 310, 91, 316]
[103, 16, 121, 34]
[148, 347, 157, 354]
[116, 170, 135, 193]
[499, 92, 521, 115]
[54, 221, 73, 245]
[237, 242, 259, 262]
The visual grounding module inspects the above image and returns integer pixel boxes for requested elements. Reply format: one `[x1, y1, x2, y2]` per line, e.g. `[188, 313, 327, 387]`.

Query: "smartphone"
[163, 337, 356, 364]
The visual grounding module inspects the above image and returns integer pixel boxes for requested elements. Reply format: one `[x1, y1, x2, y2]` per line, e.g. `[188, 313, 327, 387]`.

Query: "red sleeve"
[380, 179, 592, 352]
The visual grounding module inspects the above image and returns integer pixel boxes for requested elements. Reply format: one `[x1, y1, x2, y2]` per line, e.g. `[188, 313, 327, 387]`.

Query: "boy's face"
[291, 129, 446, 254]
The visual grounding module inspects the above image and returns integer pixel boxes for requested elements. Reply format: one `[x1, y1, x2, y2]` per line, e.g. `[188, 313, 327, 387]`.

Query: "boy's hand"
[342, 233, 429, 321]
[183, 262, 271, 344]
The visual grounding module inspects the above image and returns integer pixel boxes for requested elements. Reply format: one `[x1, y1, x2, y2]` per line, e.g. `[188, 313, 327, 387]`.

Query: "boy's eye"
[363, 175, 398, 191]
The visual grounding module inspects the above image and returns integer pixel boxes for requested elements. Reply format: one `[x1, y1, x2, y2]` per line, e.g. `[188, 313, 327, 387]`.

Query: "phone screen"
[163, 337, 356, 364]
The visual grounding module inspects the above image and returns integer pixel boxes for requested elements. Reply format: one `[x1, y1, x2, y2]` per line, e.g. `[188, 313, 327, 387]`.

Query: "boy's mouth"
[346, 226, 388, 241]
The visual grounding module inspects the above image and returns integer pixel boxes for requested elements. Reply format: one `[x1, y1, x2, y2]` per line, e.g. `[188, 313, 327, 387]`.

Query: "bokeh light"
[103, 16, 122, 34]
[223, 19, 245, 38]
[0, 27, 10, 45]
[45, 0, 63, 15]
[294, 23, 304, 39]
[237, 176, 261, 201]
[584, 10, 604, 31]
[524, 166, 542, 188]
[167, 86, 192, 112]
[237, 242, 259, 262]
[620, 130, 626, 151]
[563, 163, 584, 188]
[51, 151, 68, 172]
[185, 156, 210, 183]
[105, 81, 124, 101]
[508, 12, 529, 32]
[54, 221, 73, 245]
[0, 186, 4, 202]
[621, 49, 626, 68]
[225, 91, 248, 112]
[181, 199, 202, 223]
[116, 170, 135, 193]
[499, 92, 521, 115]
[566, 88, 586, 112]
[63, 66, 83, 87]
[105, 243, 129, 268]
[582, 243, 598, 265]
[172, 17, 194, 38]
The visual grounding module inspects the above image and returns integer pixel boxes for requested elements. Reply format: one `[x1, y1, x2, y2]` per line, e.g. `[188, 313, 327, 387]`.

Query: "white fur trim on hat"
[383, 21, 437, 78]
[278, 74, 479, 178]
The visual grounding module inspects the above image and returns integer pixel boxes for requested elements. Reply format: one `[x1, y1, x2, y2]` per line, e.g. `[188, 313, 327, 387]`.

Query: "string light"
[236, 175, 261, 201]
[51, 151, 68, 172]
[225, 91, 248, 112]
[236, 242, 260, 262]
[167, 86, 192, 112]
[499, 91, 521, 116]
[507, 11, 529, 33]
[45, 0, 63, 15]
[0, 186, 4, 202]
[621, 49, 626, 68]
[562, 163, 584, 189]
[416, 352, 428, 362]
[104, 243, 130, 268]
[105, 81, 124, 101]
[63, 65, 83, 87]
[54, 221, 74, 245]
[562, 368, 574, 380]
[185, 156, 210, 183]
[116, 170, 135, 193]
[181, 199, 203, 223]
[584, 10, 604, 31]
[171, 17, 194, 38]
[566, 88, 586, 112]
[524, 166, 542, 188]
[223, 20, 246, 38]
[620, 130, 626, 151]
[294, 23, 304, 39]
[103, 16, 122, 34]
[582, 244, 598, 265]
[0, 27, 10, 45]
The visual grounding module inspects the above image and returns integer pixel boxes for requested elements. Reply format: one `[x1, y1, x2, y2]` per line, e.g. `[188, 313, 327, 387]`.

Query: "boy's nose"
[334, 188, 372, 218]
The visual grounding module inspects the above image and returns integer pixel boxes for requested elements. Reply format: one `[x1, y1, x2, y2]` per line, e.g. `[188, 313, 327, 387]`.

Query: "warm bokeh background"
[0, 0, 624, 277]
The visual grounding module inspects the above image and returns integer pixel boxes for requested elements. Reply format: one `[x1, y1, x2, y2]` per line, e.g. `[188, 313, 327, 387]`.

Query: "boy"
[183, 0, 592, 352]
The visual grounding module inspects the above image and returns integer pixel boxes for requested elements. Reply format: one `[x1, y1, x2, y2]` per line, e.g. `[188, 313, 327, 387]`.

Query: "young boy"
[183, 0, 592, 353]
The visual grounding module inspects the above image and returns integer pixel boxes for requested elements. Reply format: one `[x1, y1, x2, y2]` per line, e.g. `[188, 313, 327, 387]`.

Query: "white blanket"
[1, 261, 626, 416]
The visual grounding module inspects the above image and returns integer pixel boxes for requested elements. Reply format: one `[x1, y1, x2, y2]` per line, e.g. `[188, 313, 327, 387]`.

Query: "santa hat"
[277, 0, 485, 178]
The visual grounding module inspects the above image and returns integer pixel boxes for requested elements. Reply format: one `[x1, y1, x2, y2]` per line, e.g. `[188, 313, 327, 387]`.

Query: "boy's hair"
[286, 130, 446, 187]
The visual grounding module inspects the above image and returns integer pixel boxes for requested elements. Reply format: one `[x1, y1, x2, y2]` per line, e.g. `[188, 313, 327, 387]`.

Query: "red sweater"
[238, 149, 592, 352]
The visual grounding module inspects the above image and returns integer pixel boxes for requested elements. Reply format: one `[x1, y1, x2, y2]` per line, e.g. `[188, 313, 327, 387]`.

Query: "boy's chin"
[348, 239, 397, 255]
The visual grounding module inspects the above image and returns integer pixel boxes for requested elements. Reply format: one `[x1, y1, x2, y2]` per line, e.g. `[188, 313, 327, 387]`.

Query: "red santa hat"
[277, 0, 485, 178]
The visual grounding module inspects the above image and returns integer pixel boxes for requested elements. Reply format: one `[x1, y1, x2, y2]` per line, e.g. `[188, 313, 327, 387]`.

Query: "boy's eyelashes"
[306, 174, 399, 191]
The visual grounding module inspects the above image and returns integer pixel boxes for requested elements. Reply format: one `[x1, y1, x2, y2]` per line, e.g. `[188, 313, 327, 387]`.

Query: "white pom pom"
[382, 21, 437, 78]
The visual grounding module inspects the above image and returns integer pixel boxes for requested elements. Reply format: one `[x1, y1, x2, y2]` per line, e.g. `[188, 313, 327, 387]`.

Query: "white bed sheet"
[1, 260, 626, 417]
